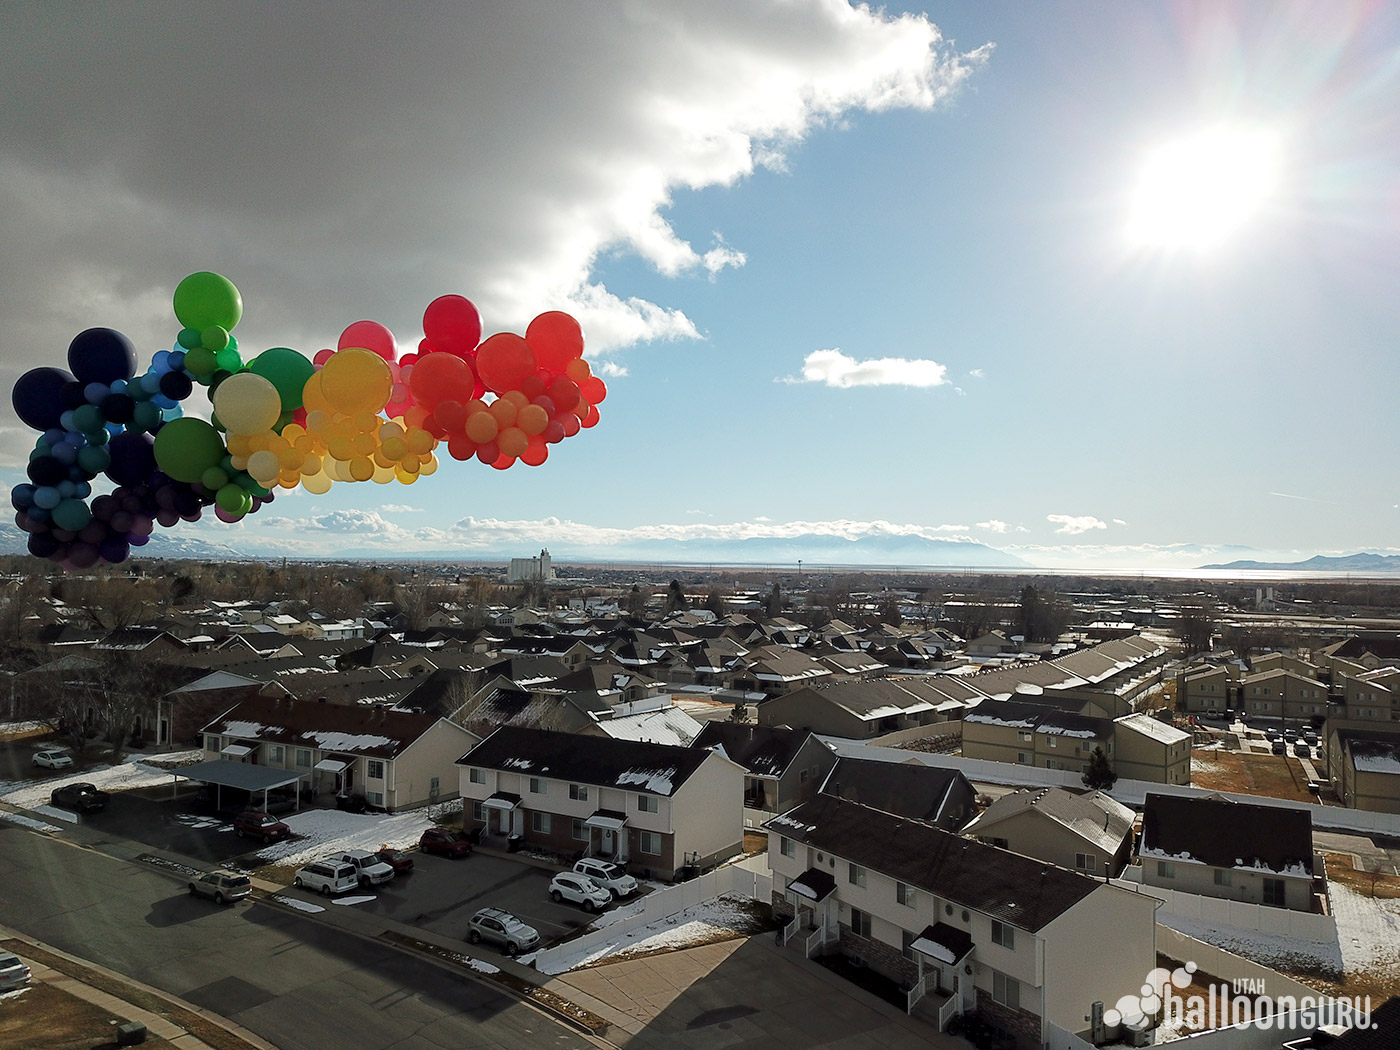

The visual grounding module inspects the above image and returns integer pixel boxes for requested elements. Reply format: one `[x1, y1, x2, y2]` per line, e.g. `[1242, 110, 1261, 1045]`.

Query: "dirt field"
[1190, 749, 1316, 802]
[1324, 852, 1400, 900]
[0, 981, 177, 1050]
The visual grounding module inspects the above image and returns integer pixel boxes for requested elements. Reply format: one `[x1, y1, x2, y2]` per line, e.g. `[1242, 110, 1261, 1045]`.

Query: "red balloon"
[475, 441, 499, 464]
[521, 436, 548, 466]
[422, 411, 448, 439]
[526, 311, 584, 374]
[475, 333, 536, 394]
[520, 374, 547, 399]
[543, 420, 566, 444]
[436, 399, 468, 429]
[547, 375, 580, 412]
[339, 320, 397, 363]
[491, 453, 516, 470]
[423, 295, 482, 358]
[409, 351, 475, 408]
[313, 348, 334, 366]
[581, 404, 601, 428]
[579, 376, 607, 404]
[559, 412, 581, 438]
[447, 433, 477, 460]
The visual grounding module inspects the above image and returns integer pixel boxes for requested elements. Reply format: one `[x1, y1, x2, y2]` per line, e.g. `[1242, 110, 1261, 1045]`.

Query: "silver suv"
[337, 849, 395, 888]
[573, 857, 639, 899]
[188, 870, 253, 905]
[467, 907, 540, 956]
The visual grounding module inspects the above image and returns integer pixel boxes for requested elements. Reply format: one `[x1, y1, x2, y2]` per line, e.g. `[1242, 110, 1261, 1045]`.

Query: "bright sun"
[1127, 125, 1282, 252]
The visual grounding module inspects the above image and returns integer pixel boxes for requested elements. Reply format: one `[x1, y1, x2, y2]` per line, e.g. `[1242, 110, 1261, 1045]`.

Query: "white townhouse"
[766, 795, 1157, 1048]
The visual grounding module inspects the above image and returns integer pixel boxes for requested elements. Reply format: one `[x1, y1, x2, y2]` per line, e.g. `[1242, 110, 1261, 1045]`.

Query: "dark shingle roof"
[1140, 793, 1313, 875]
[201, 694, 441, 759]
[691, 723, 815, 777]
[820, 757, 973, 825]
[767, 795, 1099, 931]
[459, 726, 714, 797]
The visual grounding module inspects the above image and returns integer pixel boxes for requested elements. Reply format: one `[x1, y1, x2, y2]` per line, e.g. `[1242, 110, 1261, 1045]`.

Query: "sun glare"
[1127, 126, 1282, 252]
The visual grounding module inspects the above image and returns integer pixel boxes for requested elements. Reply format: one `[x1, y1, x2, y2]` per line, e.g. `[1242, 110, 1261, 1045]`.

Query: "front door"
[600, 827, 614, 855]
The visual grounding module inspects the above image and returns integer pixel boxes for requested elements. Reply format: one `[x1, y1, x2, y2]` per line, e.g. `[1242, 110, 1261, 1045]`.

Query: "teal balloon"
[72, 404, 104, 433]
[131, 401, 163, 431]
[52, 498, 92, 531]
[177, 327, 203, 350]
[249, 348, 316, 412]
[77, 446, 111, 474]
[152, 417, 226, 483]
[173, 272, 242, 331]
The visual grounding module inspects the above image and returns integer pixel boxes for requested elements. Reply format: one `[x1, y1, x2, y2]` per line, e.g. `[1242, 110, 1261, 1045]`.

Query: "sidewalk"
[0, 924, 277, 1050]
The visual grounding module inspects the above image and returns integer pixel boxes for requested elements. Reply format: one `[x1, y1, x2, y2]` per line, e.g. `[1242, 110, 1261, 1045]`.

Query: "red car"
[373, 848, 414, 874]
[418, 827, 472, 858]
[233, 810, 292, 844]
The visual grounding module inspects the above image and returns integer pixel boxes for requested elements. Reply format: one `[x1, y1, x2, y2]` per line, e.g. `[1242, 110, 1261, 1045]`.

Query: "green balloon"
[153, 417, 227, 484]
[215, 483, 248, 515]
[184, 346, 217, 378]
[249, 347, 316, 412]
[52, 498, 92, 532]
[201, 325, 230, 352]
[72, 404, 104, 433]
[201, 466, 230, 490]
[131, 401, 163, 432]
[214, 347, 243, 372]
[173, 272, 242, 331]
[177, 327, 202, 350]
[77, 445, 111, 474]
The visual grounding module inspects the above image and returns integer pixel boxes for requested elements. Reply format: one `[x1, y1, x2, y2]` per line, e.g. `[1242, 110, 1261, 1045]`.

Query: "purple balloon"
[99, 536, 130, 564]
[105, 431, 157, 487]
[68, 328, 136, 385]
[67, 541, 99, 568]
[11, 367, 75, 431]
[215, 505, 240, 523]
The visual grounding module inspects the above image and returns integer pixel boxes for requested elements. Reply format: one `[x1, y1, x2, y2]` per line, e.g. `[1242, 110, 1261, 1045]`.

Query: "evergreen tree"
[1082, 746, 1117, 790]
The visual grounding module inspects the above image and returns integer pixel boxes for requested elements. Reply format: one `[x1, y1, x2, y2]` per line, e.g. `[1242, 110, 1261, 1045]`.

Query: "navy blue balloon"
[159, 370, 193, 400]
[100, 392, 136, 424]
[61, 380, 88, 409]
[68, 328, 136, 384]
[11, 367, 74, 430]
[11, 484, 36, 511]
[28, 532, 61, 559]
[105, 431, 157, 487]
[26, 454, 66, 487]
[99, 536, 131, 564]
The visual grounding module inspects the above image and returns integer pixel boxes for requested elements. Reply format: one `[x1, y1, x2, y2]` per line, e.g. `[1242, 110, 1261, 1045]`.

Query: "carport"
[169, 760, 307, 812]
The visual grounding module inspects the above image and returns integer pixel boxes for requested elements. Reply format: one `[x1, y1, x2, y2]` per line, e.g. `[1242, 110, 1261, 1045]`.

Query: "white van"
[293, 859, 359, 896]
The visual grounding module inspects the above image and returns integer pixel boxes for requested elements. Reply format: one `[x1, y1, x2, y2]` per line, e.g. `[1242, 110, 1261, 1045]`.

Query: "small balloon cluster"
[9, 272, 604, 567]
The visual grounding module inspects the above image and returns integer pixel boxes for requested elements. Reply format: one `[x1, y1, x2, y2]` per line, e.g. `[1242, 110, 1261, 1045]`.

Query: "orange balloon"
[517, 404, 548, 436]
[488, 398, 518, 428]
[564, 358, 591, 384]
[464, 409, 499, 443]
[301, 371, 332, 415]
[475, 332, 536, 394]
[497, 426, 529, 458]
[525, 311, 584, 374]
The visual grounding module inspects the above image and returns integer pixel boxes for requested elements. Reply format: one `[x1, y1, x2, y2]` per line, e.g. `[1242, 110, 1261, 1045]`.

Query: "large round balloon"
[68, 328, 136, 384]
[11, 367, 74, 430]
[173, 272, 243, 331]
[475, 333, 536, 394]
[153, 417, 227, 483]
[525, 312, 584, 374]
[249, 348, 316, 411]
[422, 295, 482, 358]
[408, 351, 474, 409]
[212, 372, 282, 435]
[338, 320, 397, 363]
[319, 347, 392, 415]
[105, 431, 157, 487]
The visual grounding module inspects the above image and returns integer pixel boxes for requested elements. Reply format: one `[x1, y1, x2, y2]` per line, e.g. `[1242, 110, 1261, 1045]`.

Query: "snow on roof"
[1115, 713, 1190, 745]
[301, 731, 396, 754]
[221, 720, 267, 738]
[615, 768, 675, 794]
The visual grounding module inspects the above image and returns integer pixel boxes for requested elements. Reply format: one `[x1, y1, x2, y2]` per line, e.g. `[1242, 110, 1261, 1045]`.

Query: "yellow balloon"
[246, 449, 282, 484]
[419, 455, 438, 476]
[300, 452, 323, 476]
[372, 462, 396, 484]
[349, 456, 374, 482]
[302, 471, 333, 495]
[394, 464, 419, 484]
[213, 372, 282, 435]
[302, 371, 332, 415]
[319, 347, 392, 416]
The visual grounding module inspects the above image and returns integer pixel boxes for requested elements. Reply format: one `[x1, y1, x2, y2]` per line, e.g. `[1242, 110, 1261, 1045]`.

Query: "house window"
[1018, 730, 1032, 742]
[295, 748, 311, 768]
[848, 863, 866, 888]
[569, 783, 588, 801]
[641, 831, 662, 855]
[849, 907, 871, 938]
[472, 802, 484, 822]
[204, 734, 220, 752]
[366, 790, 383, 806]
[991, 920, 1015, 949]
[1016, 753, 1029, 765]
[529, 777, 547, 794]
[800, 768, 809, 784]
[897, 882, 916, 907]
[780, 836, 795, 859]
[267, 745, 283, 764]
[1075, 853, 1096, 873]
[367, 760, 384, 780]
[638, 794, 659, 813]
[1158, 861, 1175, 879]
[1214, 869, 1232, 887]
[1263, 878, 1286, 907]
[1047, 737, 1058, 748]
[992, 971, 1021, 1009]
[469, 767, 486, 784]
[572, 819, 588, 841]
[531, 812, 551, 834]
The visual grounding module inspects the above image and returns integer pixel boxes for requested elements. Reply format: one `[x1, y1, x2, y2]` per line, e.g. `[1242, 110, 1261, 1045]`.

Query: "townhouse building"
[1239, 668, 1330, 723]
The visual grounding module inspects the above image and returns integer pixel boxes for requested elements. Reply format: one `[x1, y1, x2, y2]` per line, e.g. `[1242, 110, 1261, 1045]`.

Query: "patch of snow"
[249, 808, 440, 868]
[0, 758, 190, 810]
[1156, 916, 1343, 977]
[330, 894, 377, 906]
[0, 812, 61, 833]
[220, 721, 266, 738]
[615, 768, 676, 795]
[299, 731, 395, 753]
[0, 720, 47, 736]
[0, 986, 32, 1001]
[126, 749, 203, 767]
[1327, 880, 1400, 978]
[464, 957, 500, 974]
[271, 896, 325, 913]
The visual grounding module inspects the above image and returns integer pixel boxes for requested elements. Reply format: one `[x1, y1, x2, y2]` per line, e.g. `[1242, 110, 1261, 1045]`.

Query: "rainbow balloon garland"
[9, 272, 606, 568]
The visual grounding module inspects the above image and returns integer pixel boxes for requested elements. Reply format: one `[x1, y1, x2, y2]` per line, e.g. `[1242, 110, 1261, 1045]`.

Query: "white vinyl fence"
[1111, 874, 1339, 945]
[530, 863, 773, 973]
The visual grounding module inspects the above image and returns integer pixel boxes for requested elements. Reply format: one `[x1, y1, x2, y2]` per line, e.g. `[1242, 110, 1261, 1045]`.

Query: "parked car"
[293, 859, 359, 896]
[337, 849, 395, 888]
[373, 848, 414, 874]
[49, 782, 109, 812]
[1271, 740, 1288, 755]
[1264, 727, 1281, 741]
[32, 748, 74, 770]
[335, 793, 369, 813]
[573, 857, 639, 899]
[233, 810, 292, 844]
[1284, 727, 1299, 740]
[549, 871, 612, 912]
[1304, 730, 1319, 744]
[0, 951, 32, 992]
[1294, 742, 1312, 758]
[188, 869, 253, 905]
[419, 827, 473, 858]
[467, 907, 540, 956]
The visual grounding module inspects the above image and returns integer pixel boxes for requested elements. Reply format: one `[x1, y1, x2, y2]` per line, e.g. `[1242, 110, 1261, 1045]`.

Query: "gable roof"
[459, 725, 716, 797]
[691, 722, 818, 777]
[766, 795, 1099, 932]
[201, 694, 442, 759]
[1140, 793, 1313, 876]
[968, 787, 1135, 854]
[820, 756, 973, 825]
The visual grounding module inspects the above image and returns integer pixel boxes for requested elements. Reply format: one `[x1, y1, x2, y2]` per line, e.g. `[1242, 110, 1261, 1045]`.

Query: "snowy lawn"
[0, 750, 203, 809]
[243, 804, 458, 871]
[1157, 915, 1343, 979]
[523, 893, 770, 975]
[1326, 880, 1400, 982]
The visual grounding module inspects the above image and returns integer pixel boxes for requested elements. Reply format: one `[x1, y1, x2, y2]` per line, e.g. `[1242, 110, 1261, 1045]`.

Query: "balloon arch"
[10, 272, 605, 567]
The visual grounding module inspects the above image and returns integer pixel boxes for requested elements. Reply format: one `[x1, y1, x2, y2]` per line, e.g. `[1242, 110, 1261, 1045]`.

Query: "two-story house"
[766, 795, 1158, 1048]
[962, 786, 1135, 877]
[690, 722, 837, 828]
[1240, 669, 1329, 723]
[457, 726, 744, 880]
[962, 702, 1113, 774]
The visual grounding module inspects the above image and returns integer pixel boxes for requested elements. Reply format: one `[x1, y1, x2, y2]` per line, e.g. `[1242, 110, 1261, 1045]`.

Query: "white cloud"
[1047, 514, 1108, 535]
[976, 520, 1009, 533]
[380, 505, 422, 514]
[969, 368, 984, 378]
[1112, 518, 1127, 526]
[595, 360, 630, 378]
[782, 348, 950, 388]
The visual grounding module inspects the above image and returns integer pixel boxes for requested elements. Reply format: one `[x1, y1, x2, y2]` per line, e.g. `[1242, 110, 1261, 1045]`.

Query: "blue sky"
[2, 2, 1397, 569]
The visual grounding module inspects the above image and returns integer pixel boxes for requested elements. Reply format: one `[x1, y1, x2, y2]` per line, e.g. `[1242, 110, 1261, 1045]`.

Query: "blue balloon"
[168, 350, 185, 371]
[11, 367, 74, 431]
[33, 486, 61, 509]
[44, 427, 67, 446]
[11, 484, 35, 510]
[83, 382, 110, 405]
[68, 328, 136, 384]
[59, 410, 76, 431]
[51, 443, 78, 466]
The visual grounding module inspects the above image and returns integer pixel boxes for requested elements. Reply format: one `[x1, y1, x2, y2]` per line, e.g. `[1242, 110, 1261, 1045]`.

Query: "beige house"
[1240, 669, 1329, 723]
[1139, 793, 1323, 912]
[1112, 713, 1191, 786]
[1249, 653, 1319, 678]
[458, 725, 744, 880]
[962, 787, 1136, 877]
[200, 694, 477, 811]
[766, 795, 1158, 1047]
[1176, 664, 1234, 714]
[961, 702, 1113, 774]
[758, 678, 976, 740]
[690, 722, 837, 828]
[1338, 667, 1400, 723]
[1330, 729, 1400, 813]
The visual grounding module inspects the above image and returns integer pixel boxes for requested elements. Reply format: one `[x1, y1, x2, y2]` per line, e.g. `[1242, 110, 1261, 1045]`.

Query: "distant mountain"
[1202, 552, 1400, 572]
[0, 522, 244, 562]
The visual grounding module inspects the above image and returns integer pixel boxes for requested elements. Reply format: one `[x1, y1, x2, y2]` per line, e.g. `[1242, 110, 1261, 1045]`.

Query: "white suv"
[549, 871, 612, 912]
[337, 849, 395, 888]
[293, 859, 359, 896]
[573, 857, 639, 899]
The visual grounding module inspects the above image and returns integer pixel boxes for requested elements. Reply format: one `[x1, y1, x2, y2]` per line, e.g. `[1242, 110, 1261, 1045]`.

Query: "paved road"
[0, 823, 597, 1050]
